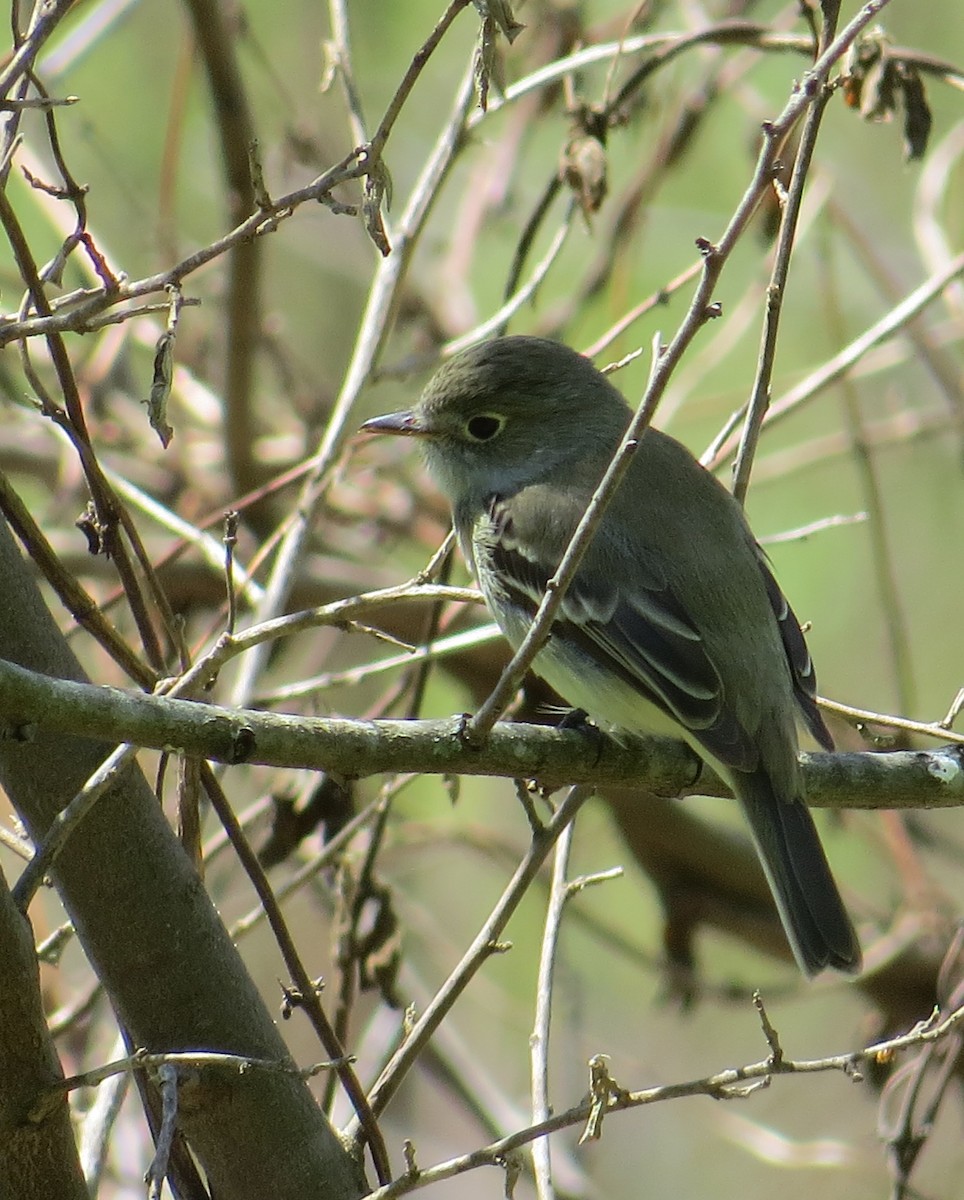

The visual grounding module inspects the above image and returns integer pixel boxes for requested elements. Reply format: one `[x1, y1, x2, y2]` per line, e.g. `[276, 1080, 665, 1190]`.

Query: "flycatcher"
[362, 336, 860, 976]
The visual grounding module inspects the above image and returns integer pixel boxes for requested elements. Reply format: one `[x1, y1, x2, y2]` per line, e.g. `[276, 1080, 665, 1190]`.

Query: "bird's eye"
[465, 413, 504, 442]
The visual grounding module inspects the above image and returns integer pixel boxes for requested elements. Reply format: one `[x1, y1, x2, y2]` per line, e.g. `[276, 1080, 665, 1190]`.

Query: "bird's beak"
[360, 410, 430, 438]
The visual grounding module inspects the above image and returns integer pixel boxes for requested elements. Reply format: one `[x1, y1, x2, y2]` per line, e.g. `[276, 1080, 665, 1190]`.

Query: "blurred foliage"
[2, 0, 964, 1197]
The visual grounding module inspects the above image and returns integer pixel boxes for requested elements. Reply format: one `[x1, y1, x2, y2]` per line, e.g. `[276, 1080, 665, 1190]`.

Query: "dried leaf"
[474, 15, 498, 112]
[896, 62, 932, 160]
[560, 132, 608, 218]
[858, 53, 896, 122]
[147, 331, 175, 448]
[471, 0, 524, 44]
[76, 501, 107, 556]
[248, 138, 272, 210]
[402, 1139, 419, 1177]
[842, 26, 933, 161]
[560, 105, 608, 221]
[362, 158, 393, 257]
[501, 1152, 523, 1198]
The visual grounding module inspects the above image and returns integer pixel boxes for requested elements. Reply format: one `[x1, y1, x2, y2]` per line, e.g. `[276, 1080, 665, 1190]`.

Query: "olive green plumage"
[363, 336, 860, 976]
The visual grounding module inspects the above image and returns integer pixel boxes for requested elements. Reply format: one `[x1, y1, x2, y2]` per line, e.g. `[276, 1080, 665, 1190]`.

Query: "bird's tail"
[738, 772, 861, 976]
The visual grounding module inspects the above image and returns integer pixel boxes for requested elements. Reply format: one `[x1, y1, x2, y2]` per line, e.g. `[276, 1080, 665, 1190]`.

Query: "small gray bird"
[362, 336, 860, 976]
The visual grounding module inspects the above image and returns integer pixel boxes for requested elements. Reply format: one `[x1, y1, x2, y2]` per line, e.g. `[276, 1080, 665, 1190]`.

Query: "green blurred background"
[2, 0, 964, 1196]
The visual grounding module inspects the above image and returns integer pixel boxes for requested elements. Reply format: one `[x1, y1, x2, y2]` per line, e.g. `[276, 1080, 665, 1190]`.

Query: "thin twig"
[826, 247, 918, 718]
[222, 510, 240, 637]
[107, 471, 265, 608]
[731, 1, 840, 506]
[53, 1047, 351, 1100]
[581, 259, 703, 359]
[830, 196, 964, 427]
[446, 203, 577, 352]
[349, 785, 594, 1139]
[0, 465, 155, 687]
[363, 1002, 964, 1199]
[12, 744, 139, 911]
[818, 694, 964, 740]
[366, 0, 471, 162]
[0, 151, 362, 344]
[325, 0, 369, 146]
[759, 512, 868, 544]
[228, 796, 391, 943]
[706, 250, 964, 469]
[77, 1030, 130, 1192]
[530, 819, 576, 1200]
[258, 623, 501, 704]
[182, 0, 263, 494]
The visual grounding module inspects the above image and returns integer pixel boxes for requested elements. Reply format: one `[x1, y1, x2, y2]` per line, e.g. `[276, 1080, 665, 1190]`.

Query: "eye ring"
[465, 412, 505, 442]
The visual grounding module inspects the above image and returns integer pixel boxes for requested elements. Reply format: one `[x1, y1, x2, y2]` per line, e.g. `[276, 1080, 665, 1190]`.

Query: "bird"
[361, 335, 861, 976]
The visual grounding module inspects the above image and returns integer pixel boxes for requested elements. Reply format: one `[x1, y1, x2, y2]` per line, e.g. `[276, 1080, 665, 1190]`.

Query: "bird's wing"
[481, 492, 760, 773]
[755, 550, 834, 751]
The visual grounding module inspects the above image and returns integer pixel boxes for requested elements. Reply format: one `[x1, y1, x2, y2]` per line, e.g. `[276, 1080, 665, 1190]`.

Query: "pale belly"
[496, 598, 685, 745]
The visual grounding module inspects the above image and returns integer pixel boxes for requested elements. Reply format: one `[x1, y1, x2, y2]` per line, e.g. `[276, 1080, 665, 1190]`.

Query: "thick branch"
[183, 0, 263, 496]
[0, 867, 87, 1200]
[0, 657, 962, 809]
[0, 521, 366, 1200]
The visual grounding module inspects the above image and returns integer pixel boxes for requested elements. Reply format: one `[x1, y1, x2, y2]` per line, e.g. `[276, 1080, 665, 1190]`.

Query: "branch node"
[402, 1138, 419, 1177]
[753, 990, 784, 1066]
